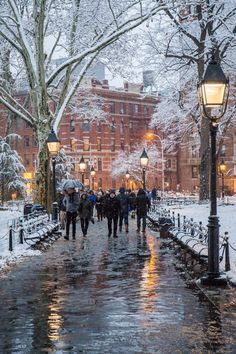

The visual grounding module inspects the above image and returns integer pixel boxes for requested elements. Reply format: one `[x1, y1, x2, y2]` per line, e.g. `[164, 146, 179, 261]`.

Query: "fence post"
[183, 216, 186, 231]
[19, 218, 24, 244]
[224, 232, 230, 272]
[9, 225, 13, 251]
[178, 213, 180, 229]
[172, 211, 175, 225]
[190, 218, 194, 236]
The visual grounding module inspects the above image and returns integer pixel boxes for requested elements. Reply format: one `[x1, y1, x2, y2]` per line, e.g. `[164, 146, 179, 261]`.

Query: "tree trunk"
[199, 118, 210, 200]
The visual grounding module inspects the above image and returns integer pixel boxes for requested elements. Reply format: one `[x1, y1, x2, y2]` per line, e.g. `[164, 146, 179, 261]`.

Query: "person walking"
[95, 192, 104, 222]
[78, 192, 93, 237]
[63, 187, 80, 240]
[135, 188, 151, 234]
[57, 189, 67, 230]
[88, 190, 96, 224]
[103, 189, 120, 238]
[117, 187, 130, 233]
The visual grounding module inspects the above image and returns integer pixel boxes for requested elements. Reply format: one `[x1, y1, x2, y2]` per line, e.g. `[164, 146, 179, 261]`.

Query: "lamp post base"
[200, 274, 228, 286]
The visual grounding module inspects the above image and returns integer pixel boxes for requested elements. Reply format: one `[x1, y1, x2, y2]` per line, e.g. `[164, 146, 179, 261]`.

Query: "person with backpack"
[117, 187, 130, 233]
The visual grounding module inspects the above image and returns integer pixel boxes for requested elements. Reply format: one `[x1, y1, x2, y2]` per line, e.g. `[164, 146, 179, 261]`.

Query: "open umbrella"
[61, 179, 84, 190]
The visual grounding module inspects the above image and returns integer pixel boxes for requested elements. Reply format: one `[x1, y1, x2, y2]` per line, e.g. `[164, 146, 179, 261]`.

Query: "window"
[111, 139, 115, 152]
[192, 166, 198, 178]
[82, 121, 89, 132]
[97, 122, 102, 132]
[144, 123, 149, 131]
[191, 145, 198, 158]
[166, 159, 172, 168]
[97, 138, 101, 151]
[134, 104, 140, 113]
[70, 118, 75, 132]
[120, 102, 126, 114]
[144, 105, 149, 114]
[120, 119, 124, 134]
[98, 177, 102, 187]
[110, 102, 115, 113]
[129, 103, 133, 113]
[111, 118, 115, 132]
[24, 136, 30, 147]
[70, 138, 77, 152]
[83, 138, 90, 151]
[24, 154, 30, 166]
[121, 140, 125, 151]
[129, 122, 133, 130]
[32, 135, 38, 147]
[220, 144, 226, 157]
[15, 118, 20, 129]
[32, 154, 36, 167]
[15, 136, 19, 149]
[24, 120, 31, 128]
[98, 158, 102, 171]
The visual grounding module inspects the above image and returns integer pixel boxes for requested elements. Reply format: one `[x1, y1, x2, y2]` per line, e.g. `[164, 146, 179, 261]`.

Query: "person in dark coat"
[78, 192, 92, 237]
[103, 189, 120, 238]
[135, 188, 151, 234]
[63, 187, 80, 240]
[95, 192, 104, 221]
[117, 187, 130, 233]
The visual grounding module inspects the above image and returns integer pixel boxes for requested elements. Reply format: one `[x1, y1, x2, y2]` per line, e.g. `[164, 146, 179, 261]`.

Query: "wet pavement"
[0, 218, 236, 353]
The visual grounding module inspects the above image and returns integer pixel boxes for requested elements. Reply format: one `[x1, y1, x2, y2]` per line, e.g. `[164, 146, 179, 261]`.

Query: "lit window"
[97, 138, 101, 151]
[83, 138, 90, 151]
[70, 118, 75, 132]
[120, 102, 126, 114]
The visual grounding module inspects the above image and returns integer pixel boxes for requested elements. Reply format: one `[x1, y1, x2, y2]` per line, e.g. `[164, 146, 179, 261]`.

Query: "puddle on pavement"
[0, 225, 236, 353]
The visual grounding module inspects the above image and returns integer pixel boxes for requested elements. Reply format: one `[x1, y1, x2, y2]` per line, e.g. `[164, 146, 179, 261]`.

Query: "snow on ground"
[0, 206, 41, 272]
[164, 197, 236, 284]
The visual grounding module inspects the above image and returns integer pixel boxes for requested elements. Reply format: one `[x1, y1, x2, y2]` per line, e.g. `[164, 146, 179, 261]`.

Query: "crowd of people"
[57, 186, 161, 240]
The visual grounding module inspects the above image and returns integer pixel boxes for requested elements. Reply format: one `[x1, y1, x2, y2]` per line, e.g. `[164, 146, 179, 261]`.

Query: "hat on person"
[119, 187, 125, 194]
[109, 188, 116, 194]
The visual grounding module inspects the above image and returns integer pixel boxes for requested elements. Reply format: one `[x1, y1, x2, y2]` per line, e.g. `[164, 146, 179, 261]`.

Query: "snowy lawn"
[163, 198, 236, 284]
[0, 207, 41, 271]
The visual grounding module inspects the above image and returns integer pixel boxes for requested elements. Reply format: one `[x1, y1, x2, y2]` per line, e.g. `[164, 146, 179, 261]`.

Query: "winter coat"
[117, 193, 129, 214]
[57, 193, 66, 211]
[78, 198, 92, 219]
[63, 192, 80, 213]
[103, 196, 120, 219]
[135, 193, 150, 217]
[88, 194, 96, 207]
[95, 195, 104, 210]
[128, 192, 136, 211]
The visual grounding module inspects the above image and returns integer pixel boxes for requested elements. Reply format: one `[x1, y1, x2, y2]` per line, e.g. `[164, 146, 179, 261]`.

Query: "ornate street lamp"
[198, 55, 229, 285]
[125, 169, 130, 189]
[46, 129, 60, 202]
[219, 160, 227, 199]
[140, 148, 149, 190]
[79, 156, 86, 184]
[90, 166, 96, 190]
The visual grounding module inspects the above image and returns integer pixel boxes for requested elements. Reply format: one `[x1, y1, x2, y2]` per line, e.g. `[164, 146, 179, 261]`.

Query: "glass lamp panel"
[219, 163, 226, 174]
[47, 141, 60, 157]
[90, 170, 96, 177]
[80, 162, 86, 171]
[140, 157, 148, 167]
[202, 83, 226, 107]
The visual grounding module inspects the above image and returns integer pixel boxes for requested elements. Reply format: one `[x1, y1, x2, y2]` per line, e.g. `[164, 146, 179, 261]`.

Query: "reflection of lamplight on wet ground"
[139, 235, 160, 314]
[47, 303, 64, 342]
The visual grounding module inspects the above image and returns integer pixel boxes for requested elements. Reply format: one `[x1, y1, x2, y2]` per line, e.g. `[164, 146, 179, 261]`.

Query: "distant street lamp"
[79, 156, 86, 185]
[125, 169, 130, 189]
[46, 129, 60, 202]
[145, 132, 164, 194]
[90, 166, 96, 190]
[198, 55, 229, 285]
[140, 148, 149, 190]
[219, 160, 227, 199]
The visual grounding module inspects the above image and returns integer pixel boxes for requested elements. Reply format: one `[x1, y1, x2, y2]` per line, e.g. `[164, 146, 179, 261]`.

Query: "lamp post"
[198, 55, 229, 285]
[219, 160, 227, 199]
[140, 148, 149, 190]
[125, 169, 130, 189]
[145, 132, 164, 194]
[90, 166, 96, 190]
[46, 129, 60, 202]
[79, 155, 86, 185]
